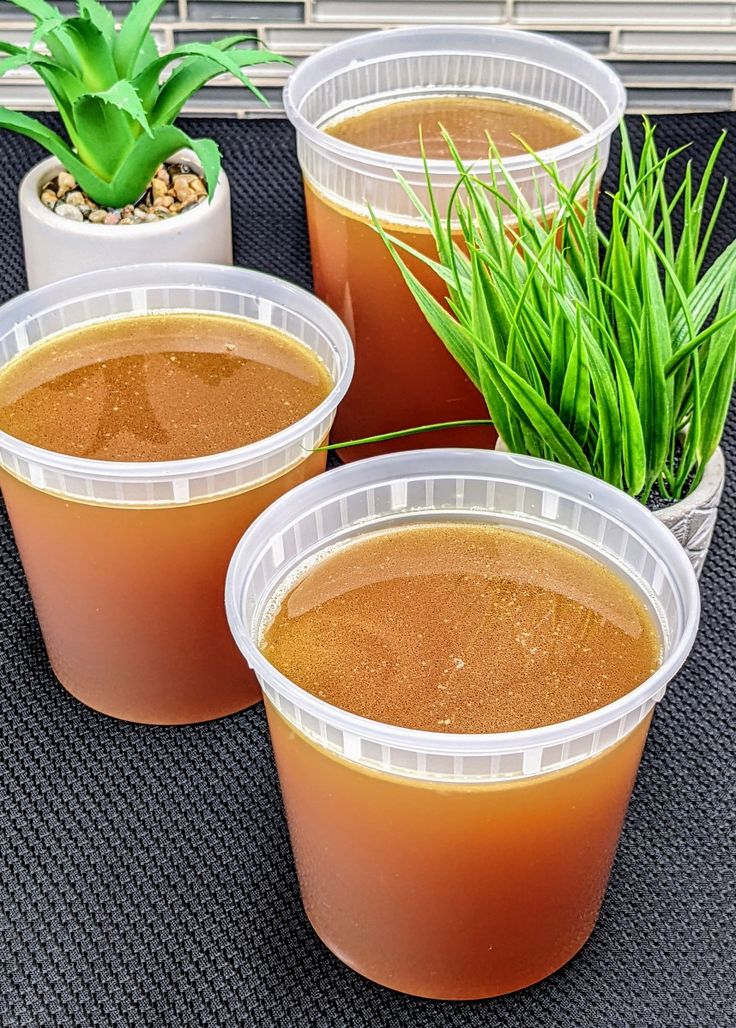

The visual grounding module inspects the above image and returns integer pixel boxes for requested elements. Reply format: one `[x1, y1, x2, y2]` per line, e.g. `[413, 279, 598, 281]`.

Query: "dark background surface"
[0, 114, 734, 1027]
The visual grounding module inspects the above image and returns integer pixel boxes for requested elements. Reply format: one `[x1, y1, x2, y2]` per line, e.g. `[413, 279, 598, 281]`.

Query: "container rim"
[226, 449, 701, 759]
[283, 26, 627, 178]
[0, 262, 354, 483]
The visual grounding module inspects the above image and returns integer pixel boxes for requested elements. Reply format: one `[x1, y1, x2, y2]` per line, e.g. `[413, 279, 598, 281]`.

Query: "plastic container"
[0, 263, 353, 724]
[284, 27, 626, 459]
[226, 449, 700, 999]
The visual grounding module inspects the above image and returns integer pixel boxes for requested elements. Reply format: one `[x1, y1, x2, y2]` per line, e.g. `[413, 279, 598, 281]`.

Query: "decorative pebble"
[54, 202, 84, 222]
[172, 176, 195, 203]
[56, 171, 76, 197]
[41, 162, 207, 226]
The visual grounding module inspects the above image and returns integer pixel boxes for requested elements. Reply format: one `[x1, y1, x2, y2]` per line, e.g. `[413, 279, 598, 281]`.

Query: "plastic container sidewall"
[284, 27, 627, 221]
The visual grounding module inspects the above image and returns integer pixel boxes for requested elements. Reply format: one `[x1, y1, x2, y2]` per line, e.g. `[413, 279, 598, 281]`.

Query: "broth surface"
[262, 522, 660, 733]
[325, 95, 582, 160]
[0, 312, 332, 461]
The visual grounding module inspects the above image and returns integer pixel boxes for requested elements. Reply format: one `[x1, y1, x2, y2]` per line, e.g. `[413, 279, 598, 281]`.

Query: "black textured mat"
[0, 114, 734, 1027]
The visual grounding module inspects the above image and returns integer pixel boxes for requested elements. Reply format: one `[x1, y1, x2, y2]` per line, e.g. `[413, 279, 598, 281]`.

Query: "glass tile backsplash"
[0, 0, 735, 115]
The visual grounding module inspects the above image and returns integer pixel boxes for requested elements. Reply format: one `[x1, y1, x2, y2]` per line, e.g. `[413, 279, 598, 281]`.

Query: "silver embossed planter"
[654, 448, 725, 578]
[495, 438, 724, 577]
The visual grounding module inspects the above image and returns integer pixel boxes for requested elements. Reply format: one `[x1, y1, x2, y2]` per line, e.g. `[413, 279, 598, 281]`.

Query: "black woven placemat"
[0, 114, 734, 1027]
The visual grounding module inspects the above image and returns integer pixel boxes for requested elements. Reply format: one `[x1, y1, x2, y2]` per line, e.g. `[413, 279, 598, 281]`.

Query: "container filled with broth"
[284, 28, 626, 458]
[226, 449, 699, 999]
[0, 264, 353, 724]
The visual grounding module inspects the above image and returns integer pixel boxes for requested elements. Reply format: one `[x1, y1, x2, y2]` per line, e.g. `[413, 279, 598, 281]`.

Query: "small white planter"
[19, 150, 233, 289]
[495, 438, 725, 577]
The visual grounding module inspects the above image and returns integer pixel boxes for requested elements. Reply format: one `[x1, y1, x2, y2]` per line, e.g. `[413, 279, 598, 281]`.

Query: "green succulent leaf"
[147, 44, 289, 125]
[8, 0, 61, 18]
[0, 105, 88, 179]
[79, 125, 217, 207]
[114, 0, 169, 77]
[182, 136, 222, 204]
[76, 0, 116, 43]
[60, 16, 118, 88]
[0, 51, 32, 76]
[0, 0, 283, 208]
[77, 80, 153, 137]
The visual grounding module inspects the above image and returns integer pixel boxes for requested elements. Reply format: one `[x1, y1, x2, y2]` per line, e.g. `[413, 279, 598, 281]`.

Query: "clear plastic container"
[284, 27, 627, 459]
[226, 449, 699, 999]
[0, 263, 353, 724]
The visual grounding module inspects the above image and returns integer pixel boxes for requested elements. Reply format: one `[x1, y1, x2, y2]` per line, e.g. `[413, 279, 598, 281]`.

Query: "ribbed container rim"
[283, 26, 627, 178]
[0, 263, 354, 487]
[226, 450, 700, 772]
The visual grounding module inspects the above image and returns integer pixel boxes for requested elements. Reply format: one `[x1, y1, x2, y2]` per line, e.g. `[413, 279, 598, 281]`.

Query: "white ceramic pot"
[495, 438, 725, 577]
[19, 149, 233, 289]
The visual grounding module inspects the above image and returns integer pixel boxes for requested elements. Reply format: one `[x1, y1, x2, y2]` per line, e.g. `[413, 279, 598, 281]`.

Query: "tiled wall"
[1, 0, 735, 116]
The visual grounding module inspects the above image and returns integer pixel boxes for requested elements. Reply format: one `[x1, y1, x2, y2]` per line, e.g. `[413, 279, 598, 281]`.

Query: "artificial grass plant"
[344, 120, 736, 504]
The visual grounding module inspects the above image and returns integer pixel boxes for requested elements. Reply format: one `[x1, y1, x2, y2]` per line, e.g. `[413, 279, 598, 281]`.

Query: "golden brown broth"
[324, 95, 582, 160]
[0, 312, 332, 461]
[262, 522, 660, 733]
[310, 94, 579, 458]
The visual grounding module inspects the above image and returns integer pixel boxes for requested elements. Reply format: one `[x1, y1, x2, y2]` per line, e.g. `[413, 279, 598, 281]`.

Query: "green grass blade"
[694, 271, 736, 478]
[558, 310, 591, 447]
[665, 308, 736, 377]
[637, 246, 672, 496]
[373, 216, 482, 390]
[482, 354, 592, 472]
[316, 420, 495, 450]
[670, 237, 736, 351]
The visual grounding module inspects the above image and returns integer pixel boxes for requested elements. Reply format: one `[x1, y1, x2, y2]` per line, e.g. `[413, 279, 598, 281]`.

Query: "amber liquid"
[309, 96, 582, 459]
[0, 313, 332, 724]
[262, 522, 659, 998]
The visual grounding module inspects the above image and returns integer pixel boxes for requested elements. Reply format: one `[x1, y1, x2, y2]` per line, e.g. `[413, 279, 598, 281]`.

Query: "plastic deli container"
[227, 449, 699, 1000]
[284, 27, 627, 459]
[0, 264, 353, 725]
